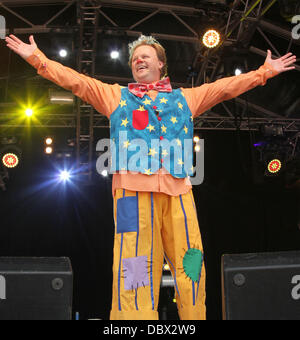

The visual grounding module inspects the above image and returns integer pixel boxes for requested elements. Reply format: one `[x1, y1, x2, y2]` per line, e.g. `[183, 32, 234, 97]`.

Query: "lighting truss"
[0, 0, 299, 134]
[76, 0, 99, 182]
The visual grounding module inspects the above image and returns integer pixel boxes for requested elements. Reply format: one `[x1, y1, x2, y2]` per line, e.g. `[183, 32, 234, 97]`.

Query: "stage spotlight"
[163, 263, 170, 271]
[110, 50, 120, 60]
[202, 30, 220, 48]
[194, 144, 201, 152]
[2, 153, 19, 169]
[25, 108, 33, 117]
[45, 138, 53, 145]
[45, 147, 53, 154]
[59, 170, 71, 181]
[267, 159, 282, 174]
[44, 137, 54, 155]
[261, 125, 284, 137]
[59, 49, 68, 58]
[0, 141, 22, 169]
[49, 90, 74, 105]
[193, 136, 200, 143]
[235, 68, 242, 76]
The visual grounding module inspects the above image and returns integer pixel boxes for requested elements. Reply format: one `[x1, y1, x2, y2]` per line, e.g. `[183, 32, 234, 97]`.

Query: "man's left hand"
[265, 50, 297, 74]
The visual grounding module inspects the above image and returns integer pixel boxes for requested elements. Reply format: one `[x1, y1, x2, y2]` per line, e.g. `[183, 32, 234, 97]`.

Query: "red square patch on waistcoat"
[132, 109, 149, 130]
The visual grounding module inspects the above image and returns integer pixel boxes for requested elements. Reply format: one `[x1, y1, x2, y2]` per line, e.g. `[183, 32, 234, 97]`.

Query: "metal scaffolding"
[76, 0, 99, 182]
[0, 0, 299, 134]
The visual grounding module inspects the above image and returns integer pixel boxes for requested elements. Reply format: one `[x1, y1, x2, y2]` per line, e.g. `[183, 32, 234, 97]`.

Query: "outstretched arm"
[5, 34, 121, 118]
[184, 50, 297, 118]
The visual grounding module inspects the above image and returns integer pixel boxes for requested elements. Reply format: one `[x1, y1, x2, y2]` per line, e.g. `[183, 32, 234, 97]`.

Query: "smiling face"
[131, 45, 164, 84]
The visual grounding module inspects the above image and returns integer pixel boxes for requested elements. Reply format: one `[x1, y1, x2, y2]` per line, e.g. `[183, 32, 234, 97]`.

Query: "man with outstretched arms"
[5, 33, 296, 320]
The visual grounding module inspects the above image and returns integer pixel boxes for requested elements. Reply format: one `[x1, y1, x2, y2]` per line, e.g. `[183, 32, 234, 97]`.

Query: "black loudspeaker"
[0, 257, 73, 320]
[221, 251, 300, 320]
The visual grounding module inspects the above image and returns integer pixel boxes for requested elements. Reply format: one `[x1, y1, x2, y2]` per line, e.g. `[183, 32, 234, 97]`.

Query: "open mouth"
[137, 65, 148, 72]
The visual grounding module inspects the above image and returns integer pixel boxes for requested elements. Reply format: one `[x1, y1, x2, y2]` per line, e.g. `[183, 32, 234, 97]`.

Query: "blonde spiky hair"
[128, 35, 168, 79]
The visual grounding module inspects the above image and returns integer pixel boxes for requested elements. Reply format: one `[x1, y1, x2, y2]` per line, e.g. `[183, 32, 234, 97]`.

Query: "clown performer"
[5, 34, 296, 320]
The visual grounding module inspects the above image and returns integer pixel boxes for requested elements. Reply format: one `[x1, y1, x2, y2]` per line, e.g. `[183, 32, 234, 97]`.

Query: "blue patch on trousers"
[117, 196, 139, 234]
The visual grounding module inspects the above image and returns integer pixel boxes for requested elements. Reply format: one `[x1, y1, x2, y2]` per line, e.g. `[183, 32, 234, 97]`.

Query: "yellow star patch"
[170, 116, 178, 124]
[190, 115, 193, 122]
[176, 139, 182, 146]
[162, 149, 168, 157]
[121, 117, 129, 127]
[146, 124, 155, 132]
[142, 98, 152, 106]
[123, 140, 131, 149]
[161, 125, 167, 133]
[178, 159, 184, 166]
[178, 102, 183, 110]
[137, 105, 146, 111]
[148, 148, 158, 157]
[184, 126, 188, 134]
[144, 169, 153, 175]
[120, 100, 127, 108]
[160, 97, 168, 104]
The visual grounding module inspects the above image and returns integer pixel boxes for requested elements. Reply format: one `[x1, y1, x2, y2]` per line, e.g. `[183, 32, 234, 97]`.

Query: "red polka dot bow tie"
[128, 77, 172, 98]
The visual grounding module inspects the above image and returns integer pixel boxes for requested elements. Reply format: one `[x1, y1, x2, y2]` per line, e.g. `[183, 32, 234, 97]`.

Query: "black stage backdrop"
[0, 128, 299, 320]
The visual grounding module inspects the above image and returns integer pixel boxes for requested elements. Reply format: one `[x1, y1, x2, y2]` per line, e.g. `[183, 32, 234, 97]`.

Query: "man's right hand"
[5, 34, 37, 60]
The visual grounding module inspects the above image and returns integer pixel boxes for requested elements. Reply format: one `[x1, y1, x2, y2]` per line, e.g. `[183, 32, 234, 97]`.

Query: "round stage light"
[267, 159, 282, 174]
[45, 138, 53, 145]
[110, 50, 120, 60]
[2, 153, 19, 168]
[194, 144, 201, 152]
[45, 147, 53, 154]
[25, 108, 33, 117]
[202, 30, 221, 48]
[163, 263, 170, 271]
[235, 68, 242, 76]
[59, 49, 68, 58]
[59, 170, 71, 181]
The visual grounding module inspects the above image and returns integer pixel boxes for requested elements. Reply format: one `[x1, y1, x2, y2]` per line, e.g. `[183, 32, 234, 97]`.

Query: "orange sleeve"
[26, 49, 121, 118]
[182, 62, 278, 118]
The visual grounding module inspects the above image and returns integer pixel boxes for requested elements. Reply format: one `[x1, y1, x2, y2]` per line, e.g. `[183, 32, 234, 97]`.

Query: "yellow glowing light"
[193, 136, 200, 143]
[45, 137, 53, 145]
[267, 159, 282, 174]
[202, 30, 220, 48]
[164, 264, 170, 271]
[194, 144, 201, 152]
[2, 153, 19, 168]
[25, 108, 33, 117]
[15, 96, 47, 126]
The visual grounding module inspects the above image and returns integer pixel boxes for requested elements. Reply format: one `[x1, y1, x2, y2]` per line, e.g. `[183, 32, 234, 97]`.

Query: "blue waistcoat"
[109, 87, 194, 178]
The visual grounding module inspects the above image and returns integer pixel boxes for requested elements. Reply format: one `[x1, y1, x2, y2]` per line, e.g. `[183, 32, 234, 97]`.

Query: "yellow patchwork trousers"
[110, 188, 206, 320]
